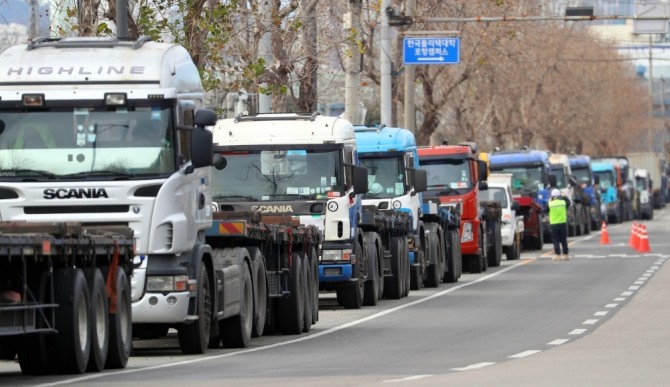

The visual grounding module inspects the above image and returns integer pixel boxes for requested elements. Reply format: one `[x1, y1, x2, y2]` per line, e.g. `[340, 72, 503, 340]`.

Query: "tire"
[383, 237, 403, 299]
[302, 253, 313, 332]
[280, 252, 305, 334]
[487, 222, 502, 267]
[308, 246, 319, 324]
[401, 238, 410, 297]
[506, 234, 520, 260]
[178, 264, 213, 354]
[342, 240, 364, 309]
[86, 269, 109, 372]
[363, 241, 379, 306]
[49, 268, 91, 374]
[18, 271, 53, 375]
[252, 255, 267, 338]
[424, 232, 441, 288]
[105, 269, 132, 369]
[444, 228, 461, 283]
[221, 261, 253, 348]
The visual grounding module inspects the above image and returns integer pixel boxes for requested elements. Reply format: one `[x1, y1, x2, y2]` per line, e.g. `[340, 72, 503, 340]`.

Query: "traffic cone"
[599, 221, 610, 245]
[629, 222, 640, 250]
[637, 224, 651, 253]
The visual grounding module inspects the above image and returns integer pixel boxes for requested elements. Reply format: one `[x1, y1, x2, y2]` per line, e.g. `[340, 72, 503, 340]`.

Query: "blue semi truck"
[488, 149, 553, 250]
[355, 125, 461, 291]
[591, 160, 623, 223]
[568, 154, 602, 230]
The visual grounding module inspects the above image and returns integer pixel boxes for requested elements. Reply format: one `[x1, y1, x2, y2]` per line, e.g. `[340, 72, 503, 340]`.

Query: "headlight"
[321, 249, 352, 261]
[392, 200, 402, 209]
[461, 222, 473, 242]
[147, 275, 188, 292]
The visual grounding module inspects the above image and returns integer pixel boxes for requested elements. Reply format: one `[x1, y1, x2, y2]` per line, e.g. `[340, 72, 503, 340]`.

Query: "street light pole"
[380, 0, 393, 126]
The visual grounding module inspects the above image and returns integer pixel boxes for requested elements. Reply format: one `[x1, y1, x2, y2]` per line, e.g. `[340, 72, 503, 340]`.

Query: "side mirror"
[213, 154, 227, 170]
[194, 109, 217, 127]
[569, 175, 578, 187]
[478, 181, 488, 191]
[548, 174, 557, 188]
[352, 165, 369, 195]
[411, 168, 427, 194]
[190, 129, 213, 169]
[593, 175, 600, 185]
[512, 200, 520, 211]
[477, 159, 488, 182]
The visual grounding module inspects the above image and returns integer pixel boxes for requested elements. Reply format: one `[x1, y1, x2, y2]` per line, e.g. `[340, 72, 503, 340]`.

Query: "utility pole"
[258, 0, 272, 113]
[380, 0, 392, 126]
[116, 0, 129, 38]
[649, 35, 654, 151]
[403, 0, 417, 132]
[344, 1, 362, 124]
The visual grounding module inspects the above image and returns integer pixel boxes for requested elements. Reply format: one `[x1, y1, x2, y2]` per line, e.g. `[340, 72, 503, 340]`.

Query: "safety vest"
[548, 197, 567, 225]
[12, 125, 57, 149]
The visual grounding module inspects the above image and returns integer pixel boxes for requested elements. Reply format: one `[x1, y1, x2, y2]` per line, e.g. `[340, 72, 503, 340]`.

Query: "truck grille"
[24, 205, 130, 214]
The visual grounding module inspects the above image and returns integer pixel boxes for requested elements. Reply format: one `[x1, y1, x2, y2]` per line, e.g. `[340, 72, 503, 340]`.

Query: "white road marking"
[605, 303, 618, 308]
[548, 339, 570, 345]
[509, 350, 541, 358]
[583, 319, 599, 325]
[451, 362, 496, 371]
[569, 329, 587, 335]
[609, 254, 628, 257]
[629, 285, 640, 290]
[383, 375, 433, 383]
[614, 297, 626, 301]
[594, 311, 608, 316]
[621, 291, 634, 296]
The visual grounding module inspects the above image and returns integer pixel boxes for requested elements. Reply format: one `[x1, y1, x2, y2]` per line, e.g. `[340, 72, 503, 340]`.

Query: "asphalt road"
[2, 209, 668, 386]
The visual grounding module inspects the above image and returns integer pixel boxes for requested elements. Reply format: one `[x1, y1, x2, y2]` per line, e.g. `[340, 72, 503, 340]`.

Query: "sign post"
[403, 37, 460, 65]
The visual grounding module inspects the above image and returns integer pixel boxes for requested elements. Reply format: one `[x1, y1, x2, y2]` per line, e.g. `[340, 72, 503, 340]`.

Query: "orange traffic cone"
[637, 224, 651, 253]
[629, 222, 640, 250]
[599, 221, 610, 245]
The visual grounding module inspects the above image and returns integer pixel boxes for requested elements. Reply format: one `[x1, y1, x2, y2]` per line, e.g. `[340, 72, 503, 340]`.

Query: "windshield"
[360, 156, 406, 199]
[551, 166, 566, 188]
[212, 149, 344, 201]
[480, 187, 508, 207]
[594, 171, 615, 190]
[492, 166, 544, 195]
[572, 166, 591, 185]
[421, 158, 472, 194]
[0, 108, 175, 180]
[635, 177, 648, 191]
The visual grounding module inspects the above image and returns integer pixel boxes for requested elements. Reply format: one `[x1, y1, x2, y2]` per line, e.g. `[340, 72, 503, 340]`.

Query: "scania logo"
[251, 205, 294, 213]
[43, 188, 109, 199]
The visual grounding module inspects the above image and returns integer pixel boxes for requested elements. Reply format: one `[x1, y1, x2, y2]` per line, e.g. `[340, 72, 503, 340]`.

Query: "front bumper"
[132, 291, 191, 324]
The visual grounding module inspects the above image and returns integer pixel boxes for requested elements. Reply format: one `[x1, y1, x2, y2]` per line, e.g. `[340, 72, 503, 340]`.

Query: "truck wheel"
[363, 241, 379, 306]
[506, 234, 520, 260]
[487, 222, 502, 267]
[469, 254, 484, 274]
[410, 249, 423, 291]
[444, 228, 461, 283]
[308, 246, 319, 324]
[252, 254, 268, 338]
[342, 240, 364, 309]
[383, 237, 403, 299]
[49, 268, 91, 374]
[302, 253, 313, 332]
[221, 261, 253, 348]
[425, 232, 441, 288]
[280, 252, 305, 333]
[86, 268, 109, 372]
[401, 238, 411, 297]
[18, 271, 53, 375]
[178, 264, 213, 354]
[105, 269, 131, 369]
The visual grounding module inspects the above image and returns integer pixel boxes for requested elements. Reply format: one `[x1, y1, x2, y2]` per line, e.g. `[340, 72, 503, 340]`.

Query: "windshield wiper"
[61, 170, 135, 179]
[437, 187, 459, 195]
[213, 195, 258, 201]
[0, 169, 58, 179]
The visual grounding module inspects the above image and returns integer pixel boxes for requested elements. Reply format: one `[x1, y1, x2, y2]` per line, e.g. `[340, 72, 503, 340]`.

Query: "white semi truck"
[484, 174, 524, 260]
[0, 35, 219, 374]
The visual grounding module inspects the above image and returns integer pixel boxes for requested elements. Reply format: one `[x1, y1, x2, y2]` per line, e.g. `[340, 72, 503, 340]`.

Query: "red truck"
[418, 143, 502, 273]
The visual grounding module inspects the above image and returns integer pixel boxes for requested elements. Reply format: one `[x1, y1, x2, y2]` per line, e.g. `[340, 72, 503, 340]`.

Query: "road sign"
[403, 37, 460, 65]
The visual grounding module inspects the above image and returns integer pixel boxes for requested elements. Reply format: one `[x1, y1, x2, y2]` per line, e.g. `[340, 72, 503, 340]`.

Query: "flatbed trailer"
[0, 222, 134, 375]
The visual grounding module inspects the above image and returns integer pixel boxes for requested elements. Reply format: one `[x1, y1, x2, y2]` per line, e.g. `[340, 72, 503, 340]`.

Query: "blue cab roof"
[488, 149, 550, 167]
[354, 125, 417, 153]
[568, 154, 591, 168]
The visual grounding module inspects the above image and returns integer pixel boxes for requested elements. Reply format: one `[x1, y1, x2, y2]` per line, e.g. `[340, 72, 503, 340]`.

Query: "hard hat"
[551, 188, 561, 197]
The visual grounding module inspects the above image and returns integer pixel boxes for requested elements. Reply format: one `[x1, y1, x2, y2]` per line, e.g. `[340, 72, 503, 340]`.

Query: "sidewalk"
[434, 251, 670, 386]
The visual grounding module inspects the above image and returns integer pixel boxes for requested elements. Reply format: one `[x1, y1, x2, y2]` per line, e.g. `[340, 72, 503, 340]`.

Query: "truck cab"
[550, 153, 589, 236]
[634, 168, 654, 219]
[483, 173, 523, 260]
[591, 160, 622, 223]
[488, 149, 552, 250]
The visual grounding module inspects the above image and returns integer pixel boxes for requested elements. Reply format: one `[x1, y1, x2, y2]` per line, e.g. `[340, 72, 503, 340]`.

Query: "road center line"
[509, 350, 541, 358]
[383, 375, 433, 383]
